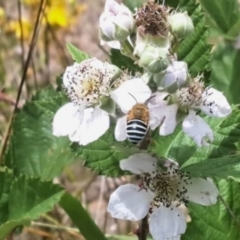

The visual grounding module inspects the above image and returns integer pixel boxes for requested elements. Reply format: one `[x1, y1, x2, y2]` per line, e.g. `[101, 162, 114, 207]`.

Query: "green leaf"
[108, 236, 152, 240]
[110, 49, 143, 74]
[71, 126, 139, 176]
[182, 155, 240, 179]
[5, 87, 76, 180]
[210, 43, 240, 104]
[60, 193, 107, 240]
[123, 0, 145, 12]
[150, 126, 197, 165]
[175, 0, 212, 77]
[150, 108, 240, 178]
[183, 179, 240, 240]
[180, 108, 240, 174]
[0, 175, 64, 239]
[34, 91, 68, 119]
[200, 0, 240, 37]
[0, 171, 13, 225]
[66, 42, 89, 63]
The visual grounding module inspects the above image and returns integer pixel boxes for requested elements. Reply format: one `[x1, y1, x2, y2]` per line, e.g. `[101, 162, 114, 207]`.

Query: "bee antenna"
[128, 93, 138, 103]
[145, 94, 156, 104]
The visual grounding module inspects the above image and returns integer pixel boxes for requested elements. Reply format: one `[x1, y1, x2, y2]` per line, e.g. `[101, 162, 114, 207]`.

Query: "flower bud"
[100, 96, 116, 116]
[99, 0, 135, 45]
[153, 61, 189, 93]
[169, 12, 194, 40]
[138, 45, 170, 74]
[141, 72, 153, 85]
[134, 25, 171, 57]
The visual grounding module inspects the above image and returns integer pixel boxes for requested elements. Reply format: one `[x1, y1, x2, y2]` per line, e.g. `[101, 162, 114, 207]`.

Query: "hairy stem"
[121, 39, 138, 61]
[137, 132, 151, 240]
[219, 194, 240, 228]
[0, 0, 46, 164]
[138, 216, 149, 240]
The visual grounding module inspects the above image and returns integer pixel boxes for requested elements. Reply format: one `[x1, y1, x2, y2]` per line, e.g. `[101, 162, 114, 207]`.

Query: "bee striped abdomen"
[126, 119, 148, 144]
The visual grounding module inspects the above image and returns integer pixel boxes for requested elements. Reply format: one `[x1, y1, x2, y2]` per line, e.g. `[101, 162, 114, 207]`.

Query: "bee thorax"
[127, 103, 149, 123]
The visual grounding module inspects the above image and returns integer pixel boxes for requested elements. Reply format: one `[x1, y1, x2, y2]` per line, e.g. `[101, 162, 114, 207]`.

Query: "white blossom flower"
[107, 153, 219, 240]
[110, 78, 165, 143]
[99, 0, 135, 49]
[53, 58, 120, 145]
[154, 79, 232, 146]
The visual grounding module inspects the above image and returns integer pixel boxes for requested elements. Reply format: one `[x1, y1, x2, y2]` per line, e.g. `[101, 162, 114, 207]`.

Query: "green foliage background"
[0, 0, 240, 239]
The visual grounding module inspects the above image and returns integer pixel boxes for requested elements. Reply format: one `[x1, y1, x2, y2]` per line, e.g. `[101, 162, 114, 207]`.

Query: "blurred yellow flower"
[3, 0, 87, 41]
[5, 19, 32, 40]
[0, 7, 5, 26]
[44, 1, 87, 28]
[22, 0, 87, 28]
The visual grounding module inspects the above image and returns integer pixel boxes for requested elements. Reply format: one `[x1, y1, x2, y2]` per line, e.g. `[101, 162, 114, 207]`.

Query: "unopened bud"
[141, 72, 153, 85]
[138, 45, 170, 74]
[99, 0, 135, 44]
[107, 63, 122, 83]
[169, 12, 194, 40]
[100, 96, 116, 116]
[134, 25, 171, 57]
[153, 61, 189, 93]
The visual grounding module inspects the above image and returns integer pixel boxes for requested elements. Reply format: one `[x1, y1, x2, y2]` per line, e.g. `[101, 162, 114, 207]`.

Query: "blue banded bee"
[126, 103, 149, 144]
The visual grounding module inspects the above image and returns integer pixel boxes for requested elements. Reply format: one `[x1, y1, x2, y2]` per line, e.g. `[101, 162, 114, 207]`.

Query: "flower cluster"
[52, 0, 232, 239]
[107, 153, 219, 239]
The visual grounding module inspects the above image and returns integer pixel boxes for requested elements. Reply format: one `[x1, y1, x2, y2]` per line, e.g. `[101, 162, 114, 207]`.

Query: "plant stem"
[121, 39, 138, 61]
[219, 194, 240, 228]
[137, 133, 151, 240]
[0, 0, 46, 164]
[138, 216, 149, 240]
[31, 221, 79, 232]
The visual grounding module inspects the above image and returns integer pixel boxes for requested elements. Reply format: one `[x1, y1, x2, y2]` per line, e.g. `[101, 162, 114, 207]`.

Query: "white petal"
[104, 0, 120, 14]
[159, 104, 178, 135]
[182, 110, 213, 146]
[99, 13, 116, 40]
[62, 63, 77, 88]
[100, 36, 121, 49]
[148, 92, 169, 106]
[149, 206, 186, 240]
[115, 116, 127, 141]
[52, 103, 82, 137]
[107, 184, 153, 221]
[149, 105, 164, 130]
[70, 108, 110, 145]
[200, 87, 232, 117]
[184, 177, 219, 206]
[149, 104, 177, 132]
[120, 153, 157, 174]
[163, 158, 179, 169]
[111, 78, 152, 113]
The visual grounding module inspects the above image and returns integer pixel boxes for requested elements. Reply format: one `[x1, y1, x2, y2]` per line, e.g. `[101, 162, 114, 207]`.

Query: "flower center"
[175, 79, 205, 107]
[142, 163, 190, 209]
[64, 63, 111, 106]
[135, 2, 169, 37]
[81, 78, 100, 97]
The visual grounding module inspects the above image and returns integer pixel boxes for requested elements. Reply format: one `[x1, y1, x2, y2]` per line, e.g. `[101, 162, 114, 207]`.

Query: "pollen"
[143, 163, 190, 209]
[134, 1, 170, 37]
[176, 79, 205, 107]
[63, 61, 112, 106]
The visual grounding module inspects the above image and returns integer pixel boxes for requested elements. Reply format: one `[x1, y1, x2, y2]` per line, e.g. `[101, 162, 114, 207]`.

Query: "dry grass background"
[0, 0, 135, 239]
